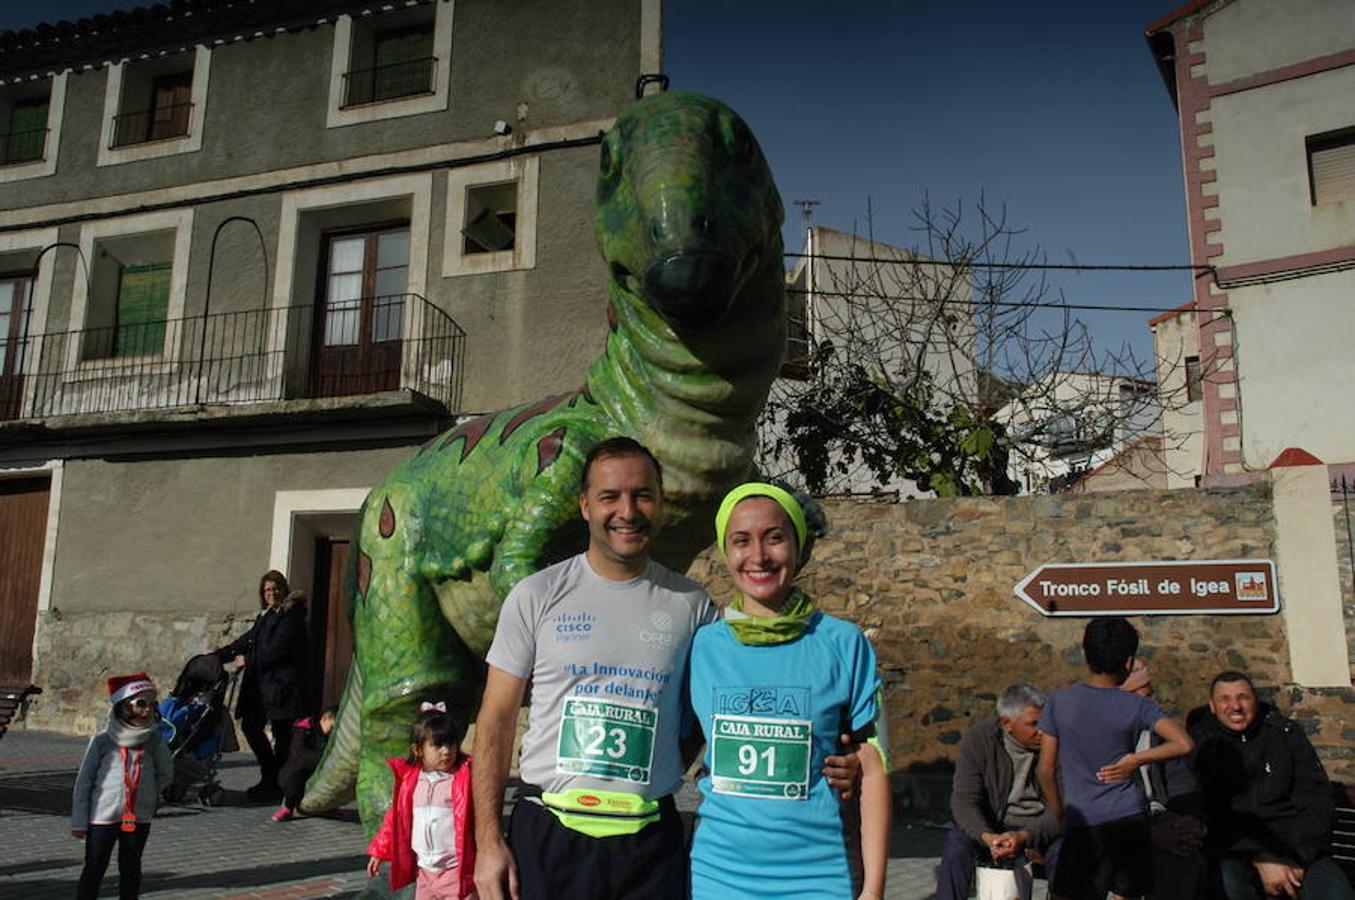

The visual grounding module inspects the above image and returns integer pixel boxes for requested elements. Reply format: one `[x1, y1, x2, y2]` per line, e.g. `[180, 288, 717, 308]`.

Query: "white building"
[1146, 0, 1355, 486]
[997, 371, 1160, 494]
[761, 226, 977, 496]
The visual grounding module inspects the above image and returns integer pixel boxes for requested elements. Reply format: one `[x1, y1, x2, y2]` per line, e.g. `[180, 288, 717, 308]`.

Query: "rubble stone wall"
[687, 482, 1355, 783]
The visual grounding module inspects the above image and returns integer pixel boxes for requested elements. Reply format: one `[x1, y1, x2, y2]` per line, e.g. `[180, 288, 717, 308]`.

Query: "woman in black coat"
[217, 570, 309, 798]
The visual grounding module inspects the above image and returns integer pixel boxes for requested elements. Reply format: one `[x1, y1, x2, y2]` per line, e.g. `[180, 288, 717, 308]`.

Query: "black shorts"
[1053, 813, 1152, 900]
[507, 794, 687, 900]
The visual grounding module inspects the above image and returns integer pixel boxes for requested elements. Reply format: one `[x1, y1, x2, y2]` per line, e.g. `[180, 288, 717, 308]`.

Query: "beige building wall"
[1197, 0, 1355, 469]
[1152, 308, 1204, 488]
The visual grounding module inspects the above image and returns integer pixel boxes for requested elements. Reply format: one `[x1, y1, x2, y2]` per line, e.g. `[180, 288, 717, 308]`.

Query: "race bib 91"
[710, 714, 812, 800]
[556, 697, 657, 784]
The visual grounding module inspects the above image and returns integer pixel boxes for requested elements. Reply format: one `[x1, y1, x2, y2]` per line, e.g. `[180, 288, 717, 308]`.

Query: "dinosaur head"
[595, 92, 784, 332]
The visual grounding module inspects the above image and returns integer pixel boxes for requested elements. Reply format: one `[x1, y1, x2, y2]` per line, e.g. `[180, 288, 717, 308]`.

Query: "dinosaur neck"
[585, 269, 786, 505]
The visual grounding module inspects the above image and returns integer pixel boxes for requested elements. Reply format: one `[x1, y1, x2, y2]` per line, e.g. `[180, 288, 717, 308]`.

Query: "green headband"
[714, 482, 808, 556]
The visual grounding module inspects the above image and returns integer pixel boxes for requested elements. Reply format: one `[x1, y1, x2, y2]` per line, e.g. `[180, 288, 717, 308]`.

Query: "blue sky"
[5, 1, 1190, 359]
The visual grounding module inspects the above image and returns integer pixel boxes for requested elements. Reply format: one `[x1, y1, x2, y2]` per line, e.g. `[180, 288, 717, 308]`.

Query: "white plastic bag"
[976, 864, 1021, 900]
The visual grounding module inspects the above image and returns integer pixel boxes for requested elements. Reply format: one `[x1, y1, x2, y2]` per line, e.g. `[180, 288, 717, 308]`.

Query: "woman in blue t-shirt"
[687, 482, 890, 900]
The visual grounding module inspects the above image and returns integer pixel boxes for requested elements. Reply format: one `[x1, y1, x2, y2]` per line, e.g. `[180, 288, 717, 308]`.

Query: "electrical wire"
[787, 287, 1214, 316]
[784, 251, 1212, 275]
[784, 250, 1355, 289]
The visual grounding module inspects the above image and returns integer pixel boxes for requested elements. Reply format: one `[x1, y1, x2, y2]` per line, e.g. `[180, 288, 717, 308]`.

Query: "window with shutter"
[1308, 128, 1355, 205]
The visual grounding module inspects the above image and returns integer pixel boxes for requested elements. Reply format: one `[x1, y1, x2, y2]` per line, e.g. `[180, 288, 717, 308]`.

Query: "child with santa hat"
[71, 672, 173, 900]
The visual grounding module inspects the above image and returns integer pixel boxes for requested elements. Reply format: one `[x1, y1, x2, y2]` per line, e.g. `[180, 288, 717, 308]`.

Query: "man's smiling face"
[579, 452, 662, 578]
[1210, 678, 1259, 733]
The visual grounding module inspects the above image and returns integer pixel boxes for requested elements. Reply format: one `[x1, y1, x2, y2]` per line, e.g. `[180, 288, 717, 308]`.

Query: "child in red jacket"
[366, 703, 477, 899]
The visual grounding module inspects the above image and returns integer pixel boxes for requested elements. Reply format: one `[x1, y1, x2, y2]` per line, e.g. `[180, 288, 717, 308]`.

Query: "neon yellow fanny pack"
[537, 788, 661, 838]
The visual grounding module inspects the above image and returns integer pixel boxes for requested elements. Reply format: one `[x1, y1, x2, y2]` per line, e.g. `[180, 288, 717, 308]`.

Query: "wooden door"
[0, 477, 49, 684]
[312, 227, 408, 398]
[309, 537, 354, 711]
[149, 72, 192, 141]
[0, 275, 33, 421]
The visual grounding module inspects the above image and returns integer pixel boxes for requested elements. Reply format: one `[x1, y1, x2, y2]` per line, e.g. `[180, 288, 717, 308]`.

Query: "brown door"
[0, 476, 49, 684]
[0, 275, 33, 421]
[309, 537, 354, 711]
[312, 227, 408, 398]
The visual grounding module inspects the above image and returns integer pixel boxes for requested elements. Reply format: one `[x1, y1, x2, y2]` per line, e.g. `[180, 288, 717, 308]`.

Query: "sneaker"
[271, 806, 293, 822]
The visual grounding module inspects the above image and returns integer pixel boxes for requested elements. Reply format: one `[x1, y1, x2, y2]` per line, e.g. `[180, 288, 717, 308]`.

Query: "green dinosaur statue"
[300, 92, 787, 834]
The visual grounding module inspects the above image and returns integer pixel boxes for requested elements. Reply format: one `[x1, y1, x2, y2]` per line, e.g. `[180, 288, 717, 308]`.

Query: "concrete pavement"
[1, 728, 978, 898]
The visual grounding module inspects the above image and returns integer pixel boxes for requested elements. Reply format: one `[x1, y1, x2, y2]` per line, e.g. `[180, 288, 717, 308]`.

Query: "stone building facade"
[0, 0, 660, 726]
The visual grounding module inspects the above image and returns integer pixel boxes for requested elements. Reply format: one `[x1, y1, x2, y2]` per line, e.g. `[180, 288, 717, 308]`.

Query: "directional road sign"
[1013, 559, 1279, 616]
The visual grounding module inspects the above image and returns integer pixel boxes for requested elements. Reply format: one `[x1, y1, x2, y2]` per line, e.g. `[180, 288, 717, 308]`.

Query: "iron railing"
[0, 294, 464, 422]
[0, 127, 47, 165]
[110, 101, 193, 148]
[342, 56, 437, 108]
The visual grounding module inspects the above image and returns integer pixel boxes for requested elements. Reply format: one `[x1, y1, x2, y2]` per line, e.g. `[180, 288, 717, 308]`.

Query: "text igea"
[1040, 577, 1231, 598]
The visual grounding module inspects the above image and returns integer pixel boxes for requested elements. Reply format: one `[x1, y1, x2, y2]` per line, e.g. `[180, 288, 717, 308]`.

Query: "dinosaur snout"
[643, 251, 739, 328]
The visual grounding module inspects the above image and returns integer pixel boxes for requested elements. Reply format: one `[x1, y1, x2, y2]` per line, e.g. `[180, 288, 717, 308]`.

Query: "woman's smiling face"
[723, 497, 799, 611]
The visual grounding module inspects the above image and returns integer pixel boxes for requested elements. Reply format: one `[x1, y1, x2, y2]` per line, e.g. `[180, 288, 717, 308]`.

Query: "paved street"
[0, 729, 988, 899]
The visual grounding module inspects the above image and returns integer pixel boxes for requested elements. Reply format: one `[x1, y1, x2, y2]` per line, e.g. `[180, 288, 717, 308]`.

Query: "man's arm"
[472, 665, 527, 900]
[949, 724, 1002, 843]
[1284, 728, 1336, 866]
[1098, 715, 1194, 783]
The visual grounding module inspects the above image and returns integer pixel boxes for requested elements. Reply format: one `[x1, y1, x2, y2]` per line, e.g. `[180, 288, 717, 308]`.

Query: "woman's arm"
[857, 741, 891, 900]
[1036, 732, 1062, 823]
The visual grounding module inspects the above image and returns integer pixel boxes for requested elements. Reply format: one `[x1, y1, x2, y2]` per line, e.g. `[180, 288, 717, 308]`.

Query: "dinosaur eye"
[719, 114, 756, 168]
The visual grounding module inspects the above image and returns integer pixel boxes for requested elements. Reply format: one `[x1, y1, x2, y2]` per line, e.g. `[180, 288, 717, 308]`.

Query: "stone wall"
[26, 609, 254, 734]
[688, 482, 1355, 782]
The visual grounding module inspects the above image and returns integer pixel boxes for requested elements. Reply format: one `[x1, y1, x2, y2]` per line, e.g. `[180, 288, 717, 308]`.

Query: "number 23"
[582, 724, 628, 759]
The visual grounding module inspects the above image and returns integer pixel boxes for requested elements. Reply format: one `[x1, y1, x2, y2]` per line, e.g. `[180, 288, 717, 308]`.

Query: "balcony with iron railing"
[0, 294, 465, 423]
[110, 101, 193, 148]
[342, 56, 437, 108]
[0, 127, 47, 166]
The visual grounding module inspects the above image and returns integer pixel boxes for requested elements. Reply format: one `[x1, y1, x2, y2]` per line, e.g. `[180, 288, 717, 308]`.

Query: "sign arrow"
[1013, 559, 1279, 616]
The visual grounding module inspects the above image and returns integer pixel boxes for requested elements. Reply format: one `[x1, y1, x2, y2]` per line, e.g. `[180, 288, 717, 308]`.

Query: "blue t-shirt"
[688, 612, 880, 899]
[1038, 682, 1164, 827]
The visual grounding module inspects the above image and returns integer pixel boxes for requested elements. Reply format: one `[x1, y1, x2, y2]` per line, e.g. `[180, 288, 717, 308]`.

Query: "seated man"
[1127, 661, 1207, 900]
[937, 683, 1061, 900]
[1192, 671, 1355, 900]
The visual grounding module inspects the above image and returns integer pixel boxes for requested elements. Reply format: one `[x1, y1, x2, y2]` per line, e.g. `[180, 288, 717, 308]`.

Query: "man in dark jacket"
[937, 683, 1062, 900]
[1192, 671, 1354, 900]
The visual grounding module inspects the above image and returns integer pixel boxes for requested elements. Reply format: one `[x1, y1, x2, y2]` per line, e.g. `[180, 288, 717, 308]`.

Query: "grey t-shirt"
[486, 554, 716, 799]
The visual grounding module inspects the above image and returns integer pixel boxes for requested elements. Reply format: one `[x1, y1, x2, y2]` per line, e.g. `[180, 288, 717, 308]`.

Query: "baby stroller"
[157, 653, 238, 806]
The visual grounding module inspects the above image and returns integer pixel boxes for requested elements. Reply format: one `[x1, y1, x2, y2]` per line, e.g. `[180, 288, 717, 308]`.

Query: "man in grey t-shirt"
[472, 437, 712, 900]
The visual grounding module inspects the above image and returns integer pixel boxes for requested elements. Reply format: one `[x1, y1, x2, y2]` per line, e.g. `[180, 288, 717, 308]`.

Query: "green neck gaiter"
[725, 590, 817, 646]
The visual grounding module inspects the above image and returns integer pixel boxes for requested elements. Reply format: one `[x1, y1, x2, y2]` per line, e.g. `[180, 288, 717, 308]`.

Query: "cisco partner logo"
[553, 611, 596, 643]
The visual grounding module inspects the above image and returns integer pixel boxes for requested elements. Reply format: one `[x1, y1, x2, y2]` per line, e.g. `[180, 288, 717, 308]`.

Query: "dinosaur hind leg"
[348, 491, 479, 838]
